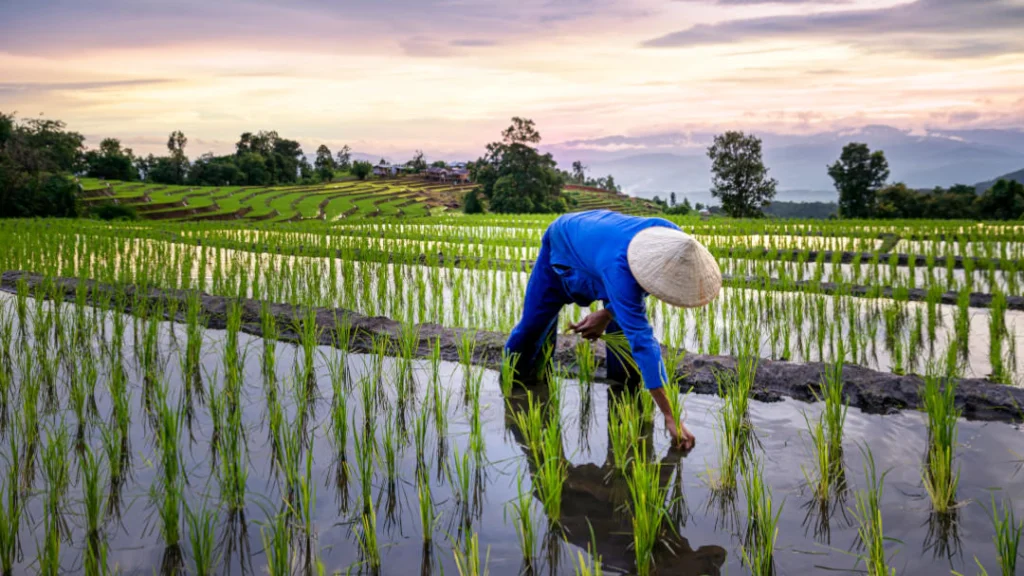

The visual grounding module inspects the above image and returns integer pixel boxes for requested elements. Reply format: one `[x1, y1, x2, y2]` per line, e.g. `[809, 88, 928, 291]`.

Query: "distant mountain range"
[542, 125, 1024, 205]
[975, 167, 1024, 193]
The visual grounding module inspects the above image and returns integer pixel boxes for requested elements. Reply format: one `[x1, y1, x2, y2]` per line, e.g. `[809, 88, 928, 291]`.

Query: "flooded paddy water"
[1, 292, 1021, 575]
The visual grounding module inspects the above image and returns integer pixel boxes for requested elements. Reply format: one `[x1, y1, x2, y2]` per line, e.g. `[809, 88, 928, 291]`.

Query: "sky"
[1, 0, 1023, 161]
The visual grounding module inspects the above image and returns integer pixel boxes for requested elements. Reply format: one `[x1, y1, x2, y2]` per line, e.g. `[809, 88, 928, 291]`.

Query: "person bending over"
[505, 209, 721, 450]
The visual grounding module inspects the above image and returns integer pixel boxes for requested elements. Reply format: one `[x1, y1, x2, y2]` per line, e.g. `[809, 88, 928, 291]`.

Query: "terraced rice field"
[0, 214, 1021, 575]
[77, 179, 660, 223]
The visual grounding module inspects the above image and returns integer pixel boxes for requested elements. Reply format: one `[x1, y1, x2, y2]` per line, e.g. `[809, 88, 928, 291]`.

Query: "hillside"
[76, 178, 661, 222]
[975, 167, 1024, 193]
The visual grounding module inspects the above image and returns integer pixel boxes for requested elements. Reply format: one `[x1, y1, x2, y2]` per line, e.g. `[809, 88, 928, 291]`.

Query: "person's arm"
[602, 264, 695, 449]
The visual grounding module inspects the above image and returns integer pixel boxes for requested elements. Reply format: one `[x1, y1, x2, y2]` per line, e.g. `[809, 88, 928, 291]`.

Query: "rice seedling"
[449, 443, 474, 520]
[416, 466, 436, 544]
[261, 511, 292, 576]
[413, 400, 430, 471]
[741, 456, 783, 576]
[41, 424, 71, 536]
[626, 443, 669, 576]
[506, 469, 538, 567]
[218, 396, 249, 512]
[397, 322, 420, 398]
[803, 341, 849, 504]
[534, 417, 567, 522]
[381, 410, 399, 485]
[986, 495, 1023, 576]
[510, 391, 545, 465]
[0, 434, 22, 575]
[573, 532, 604, 576]
[851, 445, 896, 576]
[576, 339, 597, 385]
[453, 531, 490, 576]
[920, 366, 961, 514]
[353, 412, 376, 514]
[185, 501, 220, 576]
[331, 379, 349, 467]
[500, 349, 520, 397]
[359, 505, 382, 572]
[609, 391, 643, 473]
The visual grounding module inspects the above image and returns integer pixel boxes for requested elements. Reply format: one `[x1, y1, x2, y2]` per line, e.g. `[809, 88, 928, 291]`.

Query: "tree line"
[695, 131, 1023, 220]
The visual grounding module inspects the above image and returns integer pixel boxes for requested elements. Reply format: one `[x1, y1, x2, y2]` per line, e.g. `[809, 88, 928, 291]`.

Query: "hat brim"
[627, 227, 722, 308]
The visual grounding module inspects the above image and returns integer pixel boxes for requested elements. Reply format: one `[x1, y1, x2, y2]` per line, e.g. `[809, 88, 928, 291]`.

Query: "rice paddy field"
[0, 213, 1022, 575]
[76, 178, 659, 222]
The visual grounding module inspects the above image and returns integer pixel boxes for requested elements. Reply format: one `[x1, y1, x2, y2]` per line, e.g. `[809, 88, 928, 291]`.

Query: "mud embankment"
[3, 270, 1023, 423]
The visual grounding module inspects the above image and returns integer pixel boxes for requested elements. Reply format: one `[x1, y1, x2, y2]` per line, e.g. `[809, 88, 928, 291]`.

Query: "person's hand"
[568, 309, 612, 340]
[666, 415, 696, 451]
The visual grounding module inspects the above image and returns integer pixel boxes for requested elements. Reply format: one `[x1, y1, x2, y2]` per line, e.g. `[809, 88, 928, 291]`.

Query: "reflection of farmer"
[504, 387, 727, 575]
[505, 210, 721, 449]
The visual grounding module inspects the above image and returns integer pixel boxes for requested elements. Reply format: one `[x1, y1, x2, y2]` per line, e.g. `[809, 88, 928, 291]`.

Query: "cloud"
[643, 0, 1024, 58]
[449, 39, 497, 48]
[0, 79, 174, 94]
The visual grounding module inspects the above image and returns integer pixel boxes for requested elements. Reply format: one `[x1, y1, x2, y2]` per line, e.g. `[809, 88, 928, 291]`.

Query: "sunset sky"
[2, 0, 1023, 160]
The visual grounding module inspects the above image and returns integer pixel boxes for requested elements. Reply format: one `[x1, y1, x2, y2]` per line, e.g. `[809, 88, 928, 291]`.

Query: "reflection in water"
[504, 384, 727, 576]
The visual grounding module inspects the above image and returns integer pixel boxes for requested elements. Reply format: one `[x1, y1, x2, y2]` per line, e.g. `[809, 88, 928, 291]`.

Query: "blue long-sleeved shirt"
[509, 210, 678, 389]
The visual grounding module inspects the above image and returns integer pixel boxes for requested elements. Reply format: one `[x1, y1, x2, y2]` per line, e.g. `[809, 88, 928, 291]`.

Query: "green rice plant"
[381, 410, 399, 485]
[185, 501, 220, 576]
[662, 379, 690, 442]
[920, 367, 961, 514]
[510, 392, 544, 466]
[397, 322, 420, 399]
[600, 332, 641, 384]
[534, 418, 567, 522]
[803, 342, 849, 503]
[353, 412, 376, 514]
[39, 497, 61, 576]
[500, 350, 520, 397]
[297, 441, 317, 540]
[0, 434, 22, 574]
[609, 392, 643, 473]
[218, 397, 248, 512]
[576, 340, 597, 385]
[80, 444, 107, 545]
[506, 469, 537, 567]
[41, 424, 71, 532]
[986, 495, 1022, 576]
[432, 374, 452, 447]
[416, 466, 436, 544]
[331, 381, 349, 465]
[573, 533, 604, 576]
[359, 506, 381, 572]
[851, 446, 896, 576]
[413, 400, 430, 471]
[453, 531, 490, 576]
[449, 444, 474, 516]
[626, 443, 669, 576]
[740, 456, 783, 576]
[260, 511, 292, 576]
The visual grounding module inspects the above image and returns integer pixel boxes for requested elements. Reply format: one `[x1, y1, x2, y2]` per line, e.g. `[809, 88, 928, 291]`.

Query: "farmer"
[505, 209, 721, 450]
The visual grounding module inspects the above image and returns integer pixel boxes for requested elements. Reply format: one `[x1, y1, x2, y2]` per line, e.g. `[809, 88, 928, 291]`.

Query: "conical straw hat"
[626, 227, 721, 308]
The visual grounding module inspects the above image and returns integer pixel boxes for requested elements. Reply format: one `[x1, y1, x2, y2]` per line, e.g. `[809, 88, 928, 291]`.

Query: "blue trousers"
[505, 235, 640, 387]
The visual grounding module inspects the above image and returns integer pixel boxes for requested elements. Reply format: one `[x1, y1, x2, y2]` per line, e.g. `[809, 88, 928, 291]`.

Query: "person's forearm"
[648, 386, 674, 419]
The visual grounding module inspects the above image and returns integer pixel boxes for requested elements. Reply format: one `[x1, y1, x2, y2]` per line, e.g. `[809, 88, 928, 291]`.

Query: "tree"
[431, 160, 447, 168]
[463, 189, 484, 214]
[571, 161, 587, 184]
[975, 179, 1024, 220]
[409, 150, 427, 173]
[875, 183, 922, 219]
[189, 153, 243, 186]
[315, 144, 335, 182]
[472, 117, 565, 214]
[670, 192, 677, 206]
[706, 131, 777, 218]
[829, 143, 889, 219]
[0, 112, 82, 218]
[166, 130, 189, 184]
[83, 138, 138, 181]
[351, 160, 373, 180]
[335, 145, 351, 171]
